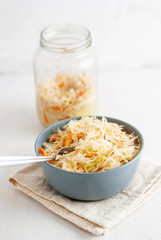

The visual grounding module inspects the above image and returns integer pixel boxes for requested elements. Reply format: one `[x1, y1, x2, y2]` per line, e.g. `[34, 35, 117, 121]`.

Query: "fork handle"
[0, 156, 54, 167]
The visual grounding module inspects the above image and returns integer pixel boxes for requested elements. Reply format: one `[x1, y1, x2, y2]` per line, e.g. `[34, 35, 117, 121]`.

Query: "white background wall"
[1, 0, 161, 73]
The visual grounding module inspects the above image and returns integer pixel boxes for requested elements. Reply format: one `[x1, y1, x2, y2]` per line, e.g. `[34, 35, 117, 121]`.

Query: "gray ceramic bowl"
[35, 116, 144, 201]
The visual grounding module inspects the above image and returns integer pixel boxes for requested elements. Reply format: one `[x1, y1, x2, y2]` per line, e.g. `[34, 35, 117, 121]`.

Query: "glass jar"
[34, 24, 98, 127]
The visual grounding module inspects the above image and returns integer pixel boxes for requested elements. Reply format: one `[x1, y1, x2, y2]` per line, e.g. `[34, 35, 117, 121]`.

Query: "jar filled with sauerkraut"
[34, 24, 98, 127]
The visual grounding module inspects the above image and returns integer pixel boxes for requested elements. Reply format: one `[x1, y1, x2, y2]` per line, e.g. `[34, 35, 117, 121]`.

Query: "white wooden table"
[1, 0, 161, 239]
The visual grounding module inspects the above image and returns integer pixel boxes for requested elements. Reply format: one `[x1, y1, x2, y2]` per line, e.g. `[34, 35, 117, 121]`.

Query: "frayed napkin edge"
[8, 161, 161, 236]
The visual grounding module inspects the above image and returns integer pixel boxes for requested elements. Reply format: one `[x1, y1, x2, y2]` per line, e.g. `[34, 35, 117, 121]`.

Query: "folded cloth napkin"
[9, 160, 161, 236]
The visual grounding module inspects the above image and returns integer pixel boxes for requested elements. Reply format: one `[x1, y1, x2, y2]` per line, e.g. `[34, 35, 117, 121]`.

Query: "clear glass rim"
[40, 24, 91, 53]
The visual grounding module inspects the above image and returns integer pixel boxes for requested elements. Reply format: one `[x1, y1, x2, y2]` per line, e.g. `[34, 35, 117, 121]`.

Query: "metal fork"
[0, 146, 75, 167]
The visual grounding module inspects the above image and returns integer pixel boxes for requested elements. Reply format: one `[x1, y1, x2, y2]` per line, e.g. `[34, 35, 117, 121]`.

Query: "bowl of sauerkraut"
[35, 116, 144, 201]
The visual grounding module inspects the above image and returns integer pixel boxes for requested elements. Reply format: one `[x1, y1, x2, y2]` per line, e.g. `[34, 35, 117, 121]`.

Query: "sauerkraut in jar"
[34, 25, 98, 127]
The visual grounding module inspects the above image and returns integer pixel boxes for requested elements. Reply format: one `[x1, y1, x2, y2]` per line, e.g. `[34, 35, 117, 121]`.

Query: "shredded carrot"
[39, 147, 44, 155]
[77, 90, 86, 98]
[50, 135, 61, 142]
[81, 79, 86, 86]
[82, 72, 86, 76]
[75, 148, 80, 153]
[40, 96, 44, 103]
[91, 136, 99, 140]
[39, 147, 49, 156]
[43, 113, 49, 124]
[50, 106, 61, 110]
[47, 160, 54, 164]
[64, 116, 70, 119]
[48, 160, 59, 164]
[78, 76, 86, 86]
[49, 137, 57, 142]
[54, 134, 61, 138]
[59, 82, 64, 88]
[65, 130, 72, 146]
[86, 153, 95, 157]
[54, 148, 59, 150]
[83, 87, 91, 99]
[44, 152, 49, 156]
[77, 137, 82, 140]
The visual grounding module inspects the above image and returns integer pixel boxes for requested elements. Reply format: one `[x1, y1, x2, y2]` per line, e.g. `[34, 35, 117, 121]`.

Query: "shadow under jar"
[34, 24, 98, 127]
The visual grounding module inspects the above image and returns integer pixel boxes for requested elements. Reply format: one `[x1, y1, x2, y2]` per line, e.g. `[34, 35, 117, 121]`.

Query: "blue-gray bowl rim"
[34, 115, 144, 176]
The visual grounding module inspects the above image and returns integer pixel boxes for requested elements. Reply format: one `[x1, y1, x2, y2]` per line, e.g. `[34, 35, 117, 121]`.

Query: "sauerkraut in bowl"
[39, 116, 141, 173]
[37, 72, 96, 127]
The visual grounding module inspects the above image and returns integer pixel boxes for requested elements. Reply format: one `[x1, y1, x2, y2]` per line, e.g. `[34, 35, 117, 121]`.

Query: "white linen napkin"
[9, 160, 161, 235]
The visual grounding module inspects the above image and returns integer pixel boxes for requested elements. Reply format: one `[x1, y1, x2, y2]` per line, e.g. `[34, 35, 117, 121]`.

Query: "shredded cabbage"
[37, 72, 96, 126]
[40, 117, 141, 173]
